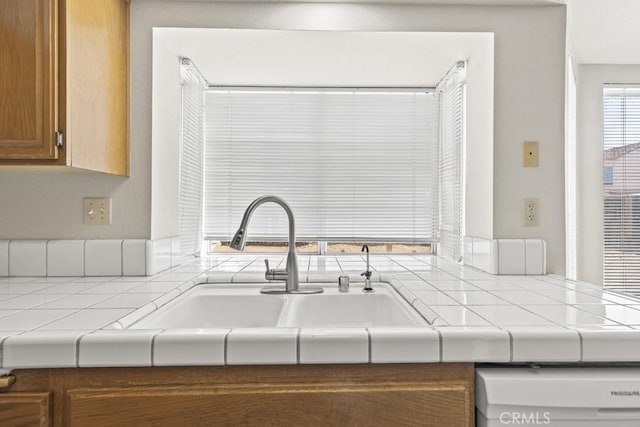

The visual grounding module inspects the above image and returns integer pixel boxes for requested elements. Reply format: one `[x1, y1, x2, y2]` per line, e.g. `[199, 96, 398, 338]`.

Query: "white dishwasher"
[476, 366, 640, 426]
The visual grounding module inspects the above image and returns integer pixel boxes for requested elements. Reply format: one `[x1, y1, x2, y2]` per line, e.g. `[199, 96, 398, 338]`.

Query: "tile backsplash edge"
[463, 236, 546, 275]
[0, 237, 181, 277]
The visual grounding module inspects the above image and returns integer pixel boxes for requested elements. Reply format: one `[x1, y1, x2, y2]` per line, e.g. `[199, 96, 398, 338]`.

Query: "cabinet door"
[0, 0, 57, 160]
[0, 392, 51, 427]
[67, 382, 473, 426]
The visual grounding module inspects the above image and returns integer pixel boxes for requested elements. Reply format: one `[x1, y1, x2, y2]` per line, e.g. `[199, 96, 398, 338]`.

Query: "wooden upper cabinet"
[0, 0, 57, 160]
[0, 0, 130, 175]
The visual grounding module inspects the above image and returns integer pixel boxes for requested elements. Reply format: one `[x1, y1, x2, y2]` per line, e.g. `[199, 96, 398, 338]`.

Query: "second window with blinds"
[179, 60, 466, 259]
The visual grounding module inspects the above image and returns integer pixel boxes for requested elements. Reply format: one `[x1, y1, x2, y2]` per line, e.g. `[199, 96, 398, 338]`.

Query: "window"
[203, 88, 440, 246]
[177, 59, 466, 258]
[603, 85, 640, 293]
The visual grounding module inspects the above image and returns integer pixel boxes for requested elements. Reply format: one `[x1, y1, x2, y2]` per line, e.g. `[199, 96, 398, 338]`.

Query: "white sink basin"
[129, 282, 427, 329]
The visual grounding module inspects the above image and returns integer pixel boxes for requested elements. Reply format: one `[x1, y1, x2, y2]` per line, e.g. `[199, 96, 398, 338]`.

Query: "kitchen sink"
[128, 282, 427, 329]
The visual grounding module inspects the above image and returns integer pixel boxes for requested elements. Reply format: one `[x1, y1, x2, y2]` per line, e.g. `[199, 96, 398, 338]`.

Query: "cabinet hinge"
[55, 131, 64, 149]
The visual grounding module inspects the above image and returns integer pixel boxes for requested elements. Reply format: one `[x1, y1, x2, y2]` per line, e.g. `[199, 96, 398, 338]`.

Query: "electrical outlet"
[523, 198, 538, 226]
[84, 198, 111, 225]
[523, 141, 539, 167]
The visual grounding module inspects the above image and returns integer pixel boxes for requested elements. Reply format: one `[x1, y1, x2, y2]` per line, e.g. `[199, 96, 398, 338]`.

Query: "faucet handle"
[264, 259, 271, 272]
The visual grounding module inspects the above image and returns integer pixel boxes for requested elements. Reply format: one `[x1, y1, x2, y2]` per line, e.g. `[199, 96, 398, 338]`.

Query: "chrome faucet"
[361, 244, 374, 293]
[230, 195, 323, 295]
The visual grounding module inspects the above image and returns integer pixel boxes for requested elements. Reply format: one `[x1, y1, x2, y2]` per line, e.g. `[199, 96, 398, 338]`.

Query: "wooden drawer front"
[0, 392, 51, 427]
[67, 382, 472, 427]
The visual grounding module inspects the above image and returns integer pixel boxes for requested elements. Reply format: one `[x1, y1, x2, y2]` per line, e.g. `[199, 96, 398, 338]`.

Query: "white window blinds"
[178, 59, 206, 258]
[437, 62, 466, 261]
[203, 88, 439, 243]
[603, 85, 640, 293]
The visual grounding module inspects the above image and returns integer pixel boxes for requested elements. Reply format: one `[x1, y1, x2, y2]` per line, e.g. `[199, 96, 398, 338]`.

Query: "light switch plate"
[84, 198, 111, 225]
[523, 141, 539, 167]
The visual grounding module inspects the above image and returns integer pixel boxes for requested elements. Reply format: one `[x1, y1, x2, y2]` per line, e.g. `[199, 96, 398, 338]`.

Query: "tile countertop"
[2, 254, 640, 370]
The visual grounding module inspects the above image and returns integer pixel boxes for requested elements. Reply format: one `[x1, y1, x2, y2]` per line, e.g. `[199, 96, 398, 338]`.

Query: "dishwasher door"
[476, 367, 640, 426]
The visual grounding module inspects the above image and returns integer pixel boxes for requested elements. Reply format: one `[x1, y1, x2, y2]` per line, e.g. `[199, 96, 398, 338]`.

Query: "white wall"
[577, 65, 640, 285]
[0, 1, 567, 275]
[138, 1, 566, 272]
[151, 28, 494, 241]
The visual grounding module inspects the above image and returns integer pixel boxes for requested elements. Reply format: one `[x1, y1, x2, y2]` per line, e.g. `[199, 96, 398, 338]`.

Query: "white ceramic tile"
[413, 290, 460, 305]
[37, 309, 133, 331]
[3, 330, 87, 368]
[578, 329, 640, 362]
[509, 327, 581, 362]
[463, 236, 473, 268]
[146, 238, 171, 276]
[426, 280, 482, 292]
[441, 290, 509, 305]
[412, 301, 445, 325]
[497, 239, 526, 275]
[227, 328, 297, 365]
[369, 328, 439, 363]
[475, 237, 494, 273]
[78, 330, 159, 367]
[78, 282, 142, 294]
[127, 282, 181, 294]
[151, 289, 181, 308]
[525, 239, 546, 274]
[429, 305, 491, 326]
[0, 309, 76, 331]
[32, 282, 101, 294]
[90, 293, 163, 309]
[170, 236, 181, 268]
[122, 240, 147, 276]
[470, 306, 554, 326]
[112, 303, 157, 328]
[0, 283, 50, 297]
[576, 304, 640, 325]
[439, 327, 510, 362]
[85, 240, 122, 276]
[299, 328, 368, 364]
[154, 329, 228, 366]
[0, 241, 8, 276]
[522, 305, 617, 326]
[9, 240, 47, 276]
[47, 240, 84, 277]
[1, 294, 65, 309]
[33, 294, 111, 309]
[490, 290, 562, 305]
[466, 280, 524, 291]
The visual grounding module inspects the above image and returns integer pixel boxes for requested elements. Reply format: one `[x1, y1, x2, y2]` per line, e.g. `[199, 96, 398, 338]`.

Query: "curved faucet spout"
[231, 196, 296, 252]
[230, 196, 322, 294]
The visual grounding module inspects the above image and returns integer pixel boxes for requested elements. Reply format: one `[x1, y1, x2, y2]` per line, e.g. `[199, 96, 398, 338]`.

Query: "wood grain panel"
[0, 392, 51, 427]
[11, 364, 474, 427]
[67, 382, 471, 427]
[63, 0, 129, 175]
[0, 0, 57, 159]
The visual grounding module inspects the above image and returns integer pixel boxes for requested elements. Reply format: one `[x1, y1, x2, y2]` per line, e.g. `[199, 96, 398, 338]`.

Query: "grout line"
[523, 239, 527, 275]
[83, 240, 87, 277]
[437, 329, 443, 362]
[223, 329, 231, 365]
[120, 240, 124, 276]
[296, 328, 301, 364]
[150, 330, 161, 366]
[45, 240, 49, 276]
[366, 328, 372, 363]
[74, 333, 85, 367]
[577, 329, 584, 362]
[7, 240, 11, 277]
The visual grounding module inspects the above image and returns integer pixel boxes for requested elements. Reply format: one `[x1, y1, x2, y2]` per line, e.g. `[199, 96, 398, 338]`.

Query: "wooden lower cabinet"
[4, 364, 474, 427]
[0, 392, 51, 427]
